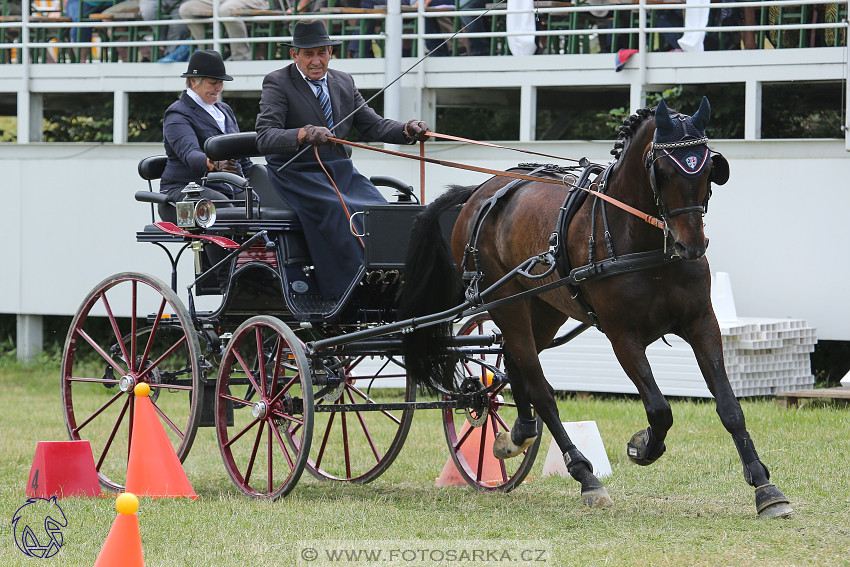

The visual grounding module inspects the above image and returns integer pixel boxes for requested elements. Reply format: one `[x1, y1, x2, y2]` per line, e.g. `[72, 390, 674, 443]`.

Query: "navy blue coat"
[255, 64, 413, 298]
[160, 91, 253, 199]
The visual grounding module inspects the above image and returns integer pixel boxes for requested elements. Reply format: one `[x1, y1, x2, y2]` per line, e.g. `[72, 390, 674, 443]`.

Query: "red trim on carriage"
[153, 222, 241, 249]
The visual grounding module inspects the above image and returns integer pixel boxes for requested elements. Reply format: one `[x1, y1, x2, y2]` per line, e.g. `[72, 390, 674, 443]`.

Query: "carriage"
[60, 130, 543, 499]
[59, 98, 794, 517]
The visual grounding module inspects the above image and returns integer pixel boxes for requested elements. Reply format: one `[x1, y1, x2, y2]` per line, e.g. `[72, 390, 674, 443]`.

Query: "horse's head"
[646, 97, 729, 260]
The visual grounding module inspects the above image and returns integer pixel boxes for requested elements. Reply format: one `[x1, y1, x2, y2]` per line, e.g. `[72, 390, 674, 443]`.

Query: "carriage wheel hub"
[118, 374, 136, 392]
[252, 401, 269, 419]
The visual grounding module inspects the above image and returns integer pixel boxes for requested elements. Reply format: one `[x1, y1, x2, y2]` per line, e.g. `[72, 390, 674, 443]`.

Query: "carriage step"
[776, 387, 850, 408]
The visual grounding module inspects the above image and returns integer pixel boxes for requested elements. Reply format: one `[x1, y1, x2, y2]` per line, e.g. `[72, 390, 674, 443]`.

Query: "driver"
[255, 20, 431, 300]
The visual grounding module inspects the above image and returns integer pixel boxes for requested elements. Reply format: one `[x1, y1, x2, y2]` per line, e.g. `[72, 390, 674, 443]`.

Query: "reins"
[321, 134, 667, 231]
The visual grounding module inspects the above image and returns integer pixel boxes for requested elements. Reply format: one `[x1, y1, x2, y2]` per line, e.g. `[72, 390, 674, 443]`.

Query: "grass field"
[1, 358, 849, 566]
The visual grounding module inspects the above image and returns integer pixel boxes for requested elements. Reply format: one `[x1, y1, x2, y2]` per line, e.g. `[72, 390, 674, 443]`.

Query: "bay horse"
[400, 97, 793, 518]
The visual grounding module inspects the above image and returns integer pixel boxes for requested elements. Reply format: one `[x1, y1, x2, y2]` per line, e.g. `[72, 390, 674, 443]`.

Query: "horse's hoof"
[755, 484, 794, 519]
[581, 486, 614, 509]
[627, 429, 666, 466]
[493, 431, 536, 460]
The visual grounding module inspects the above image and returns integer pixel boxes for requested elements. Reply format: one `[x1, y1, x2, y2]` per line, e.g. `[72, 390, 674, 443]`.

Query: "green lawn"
[1, 359, 849, 566]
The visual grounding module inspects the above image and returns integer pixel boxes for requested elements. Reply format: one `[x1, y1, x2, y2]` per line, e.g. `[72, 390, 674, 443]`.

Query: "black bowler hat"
[285, 20, 341, 49]
[181, 49, 233, 81]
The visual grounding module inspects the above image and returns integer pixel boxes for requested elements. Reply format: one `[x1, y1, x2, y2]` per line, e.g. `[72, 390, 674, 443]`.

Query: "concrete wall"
[2, 138, 849, 339]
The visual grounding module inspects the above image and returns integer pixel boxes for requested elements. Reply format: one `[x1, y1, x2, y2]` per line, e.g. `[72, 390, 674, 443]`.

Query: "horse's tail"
[400, 184, 477, 393]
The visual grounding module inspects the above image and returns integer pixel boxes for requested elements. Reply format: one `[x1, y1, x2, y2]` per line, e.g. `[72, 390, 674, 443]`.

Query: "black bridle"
[644, 136, 714, 221]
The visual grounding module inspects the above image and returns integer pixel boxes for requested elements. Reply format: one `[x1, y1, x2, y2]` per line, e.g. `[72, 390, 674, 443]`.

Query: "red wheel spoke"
[233, 347, 262, 395]
[100, 293, 130, 371]
[314, 410, 336, 471]
[269, 419, 295, 471]
[490, 414, 508, 482]
[137, 334, 188, 381]
[220, 392, 253, 408]
[67, 375, 119, 385]
[269, 409, 304, 427]
[72, 390, 124, 434]
[149, 382, 193, 392]
[224, 417, 262, 448]
[255, 327, 268, 393]
[347, 389, 380, 461]
[454, 419, 475, 452]
[130, 280, 138, 372]
[243, 422, 264, 486]
[150, 400, 185, 440]
[340, 408, 351, 478]
[76, 328, 128, 377]
[267, 374, 298, 406]
[95, 395, 131, 471]
[139, 298, 168, 372]
[348, 383, 402, 425]
[268, 338, 284, 400]
[267, 422, 274, 493]
[492, 409, 511, 432]
[475, 420, 488, 480]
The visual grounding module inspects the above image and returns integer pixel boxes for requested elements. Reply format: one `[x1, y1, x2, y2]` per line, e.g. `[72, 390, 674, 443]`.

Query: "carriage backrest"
[138, 155, 167, 181]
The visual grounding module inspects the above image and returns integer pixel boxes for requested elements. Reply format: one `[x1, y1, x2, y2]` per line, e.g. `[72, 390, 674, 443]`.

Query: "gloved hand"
[301, 125, 332, 146]
[210, 159, 238, 173]
[404, 120, 430, 142]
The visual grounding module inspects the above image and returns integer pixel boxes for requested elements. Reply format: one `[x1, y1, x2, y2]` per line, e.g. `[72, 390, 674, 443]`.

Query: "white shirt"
[296, 68, 330, 102]
[186, 88, 226, 133]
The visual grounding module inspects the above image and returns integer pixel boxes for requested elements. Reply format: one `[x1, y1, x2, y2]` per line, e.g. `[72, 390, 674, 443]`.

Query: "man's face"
[191, 77, 224, 105]
[291, 46, 332, 81]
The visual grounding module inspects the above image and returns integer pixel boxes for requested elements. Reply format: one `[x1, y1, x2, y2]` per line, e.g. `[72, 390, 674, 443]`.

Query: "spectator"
[178, 0, 269, 61]
[255, 20, 431, 300]
[458, 0, 488, 56]
[64, 0, 111, 60]
[409, 0, 455, 56]
[656, 0, 710, 52]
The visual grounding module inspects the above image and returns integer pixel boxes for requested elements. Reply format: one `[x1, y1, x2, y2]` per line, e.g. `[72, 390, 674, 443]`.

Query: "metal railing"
[0, 0, 847, 64]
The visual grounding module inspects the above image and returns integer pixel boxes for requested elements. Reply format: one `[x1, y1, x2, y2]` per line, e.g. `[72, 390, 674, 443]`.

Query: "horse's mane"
[610, 106, 655, 159]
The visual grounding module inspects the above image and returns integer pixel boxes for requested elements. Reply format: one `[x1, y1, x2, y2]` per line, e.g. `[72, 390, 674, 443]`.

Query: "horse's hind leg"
[609, 338, 673, 466]
[686, 317, 793, 518]
[492, 306, 613, 508]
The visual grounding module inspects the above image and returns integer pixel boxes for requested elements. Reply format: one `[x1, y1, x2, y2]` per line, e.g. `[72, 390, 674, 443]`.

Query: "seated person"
[255, 20, 430, 300]
[160, 49, 253, 288]
[178, 0, 270, 61]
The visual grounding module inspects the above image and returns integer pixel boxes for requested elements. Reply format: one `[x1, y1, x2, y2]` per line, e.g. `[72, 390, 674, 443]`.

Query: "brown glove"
[404, 120, 430, 142]
[210, 159, 238, 173]
[302, 125, 332, 146]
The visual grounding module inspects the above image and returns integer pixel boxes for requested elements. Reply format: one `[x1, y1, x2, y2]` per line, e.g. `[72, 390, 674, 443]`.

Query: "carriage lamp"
[194, 199, 216, 228]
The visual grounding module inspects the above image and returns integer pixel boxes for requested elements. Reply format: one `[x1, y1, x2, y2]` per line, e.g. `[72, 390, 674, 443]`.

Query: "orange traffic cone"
[94, 492, 144, 566]
[436, 421, 504, 487]
[125, 383, 197, 499]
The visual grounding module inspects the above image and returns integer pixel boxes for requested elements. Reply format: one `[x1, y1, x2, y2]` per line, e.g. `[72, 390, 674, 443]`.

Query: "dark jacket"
[255, 63, 410, 159]
[160, 91, 252, 197]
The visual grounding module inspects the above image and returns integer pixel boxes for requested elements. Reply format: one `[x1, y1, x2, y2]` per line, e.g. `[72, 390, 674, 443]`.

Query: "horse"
[399, 97, 793, 518]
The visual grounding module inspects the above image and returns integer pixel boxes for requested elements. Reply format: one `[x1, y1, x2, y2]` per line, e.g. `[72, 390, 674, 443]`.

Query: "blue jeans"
[65, 0, 108, 43]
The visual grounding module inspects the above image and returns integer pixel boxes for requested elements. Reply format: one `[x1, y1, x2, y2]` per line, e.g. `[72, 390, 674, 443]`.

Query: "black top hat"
[181, 50, 233, 81]
[286, 20, 342, 49]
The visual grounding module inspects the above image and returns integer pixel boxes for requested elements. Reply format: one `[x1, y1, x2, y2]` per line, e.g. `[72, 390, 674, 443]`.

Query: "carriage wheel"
[442, 314, 542, 492]
[61, 272, 203, 492]
[215, 316, 313, 500]
[295, 353, 415, 483]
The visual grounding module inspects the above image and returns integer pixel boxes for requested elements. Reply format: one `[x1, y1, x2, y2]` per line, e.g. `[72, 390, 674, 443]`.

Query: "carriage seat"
[135, 154, 298, 223]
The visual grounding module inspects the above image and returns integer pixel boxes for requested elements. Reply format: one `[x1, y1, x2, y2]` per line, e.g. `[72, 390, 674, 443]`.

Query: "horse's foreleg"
[688, 319, 793, 519]
[610, 339, 672, 466]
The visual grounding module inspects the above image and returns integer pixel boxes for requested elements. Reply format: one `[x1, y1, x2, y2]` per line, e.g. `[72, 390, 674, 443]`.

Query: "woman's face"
[191, 77, 224, 105]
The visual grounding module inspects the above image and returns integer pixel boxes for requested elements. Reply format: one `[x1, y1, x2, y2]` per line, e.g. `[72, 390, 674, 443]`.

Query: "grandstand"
[1, 0, 849, 358]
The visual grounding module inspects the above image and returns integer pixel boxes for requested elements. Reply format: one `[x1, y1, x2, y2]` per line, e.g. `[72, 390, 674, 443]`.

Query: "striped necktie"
[308, 78, 334, 130]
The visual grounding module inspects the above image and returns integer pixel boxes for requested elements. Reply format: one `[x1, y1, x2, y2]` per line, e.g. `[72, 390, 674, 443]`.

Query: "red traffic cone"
[26, 440, 101, 499]
[436, 421, 504, 487]
[125, 384, 197, 499]
[94, 492, 144, 566]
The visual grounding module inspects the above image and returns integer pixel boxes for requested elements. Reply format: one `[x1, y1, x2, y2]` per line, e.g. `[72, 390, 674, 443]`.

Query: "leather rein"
[322, 133, 668, 231]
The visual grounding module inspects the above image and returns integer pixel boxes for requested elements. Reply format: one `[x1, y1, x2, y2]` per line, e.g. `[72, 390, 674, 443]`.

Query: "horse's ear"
[655, 99, 674, 136]
[710, 153, 729, 185]
[691, 96, 711, 132]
